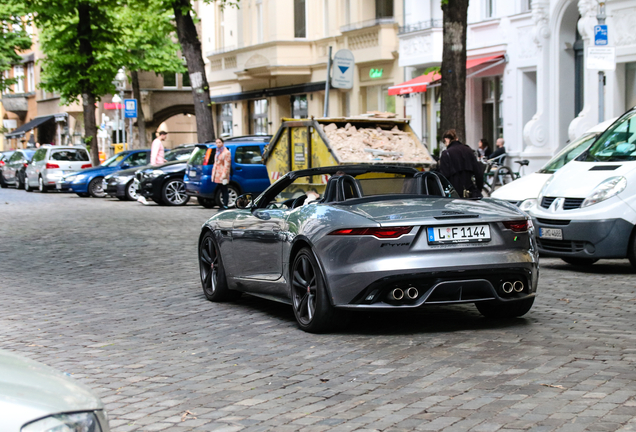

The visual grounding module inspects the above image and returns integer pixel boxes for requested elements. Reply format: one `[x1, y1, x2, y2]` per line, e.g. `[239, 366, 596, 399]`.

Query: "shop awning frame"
[4, 115, 55, 139]
[210, 81, 327, 103]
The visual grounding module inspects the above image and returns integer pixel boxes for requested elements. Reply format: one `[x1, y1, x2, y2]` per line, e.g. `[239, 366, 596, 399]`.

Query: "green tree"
[117, 0, 185, 147]
[0, 5, 32, 93]
[440, 0, 469, 144]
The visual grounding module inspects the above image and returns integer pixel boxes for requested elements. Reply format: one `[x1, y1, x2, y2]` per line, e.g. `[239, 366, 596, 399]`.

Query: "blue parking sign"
[124, 99, 137, 118]
[594, 25, 608, 46]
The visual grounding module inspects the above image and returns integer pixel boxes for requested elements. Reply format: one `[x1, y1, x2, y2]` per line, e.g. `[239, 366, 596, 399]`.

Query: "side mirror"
[121, 163, 131, 169]
[236, 193, 254, 209]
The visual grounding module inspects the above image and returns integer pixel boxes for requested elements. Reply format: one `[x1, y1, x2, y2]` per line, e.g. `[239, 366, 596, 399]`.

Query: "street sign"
[124, 99, 137, 118]
[331, 49, 355, 89]
[594, 25, 608, 46]
[587, 46, 616, 71]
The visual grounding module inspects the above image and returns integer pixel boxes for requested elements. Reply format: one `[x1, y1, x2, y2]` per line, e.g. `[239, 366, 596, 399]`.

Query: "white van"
[491, 118, 617, 210]
[529, 110, 636, 267]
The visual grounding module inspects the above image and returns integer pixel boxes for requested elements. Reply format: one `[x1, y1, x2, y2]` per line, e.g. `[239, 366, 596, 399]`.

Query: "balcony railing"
[399, 19, 443, 35]
[340, 17, 395, 33]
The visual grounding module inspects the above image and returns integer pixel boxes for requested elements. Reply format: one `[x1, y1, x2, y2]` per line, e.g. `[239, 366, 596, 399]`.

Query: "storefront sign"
[586, 46, 616, 71]
[369, 68, 384, 79]
[104, 103, 123, 110]
[332, 49, 355, 89]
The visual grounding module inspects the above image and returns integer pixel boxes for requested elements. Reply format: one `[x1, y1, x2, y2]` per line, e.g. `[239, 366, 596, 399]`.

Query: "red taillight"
[45, 162, 60, 169]
[329, 226, 413, 239]
[23, 162, 28, 168]
[81, 163, 92, 169]
[203, 148, 213, 165]
[503, 220, 530, 232]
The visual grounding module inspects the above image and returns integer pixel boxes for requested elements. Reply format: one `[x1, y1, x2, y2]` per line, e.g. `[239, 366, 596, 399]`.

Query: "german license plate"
[427, 225, 491, 244]
[539, 227, 562, 240]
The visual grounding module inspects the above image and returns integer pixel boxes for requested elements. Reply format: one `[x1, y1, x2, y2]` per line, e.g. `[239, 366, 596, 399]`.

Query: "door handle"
[235, 167, 243, 171]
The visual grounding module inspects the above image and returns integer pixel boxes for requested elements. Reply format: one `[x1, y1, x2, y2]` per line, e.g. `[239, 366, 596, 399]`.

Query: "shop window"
[482, 76, 503, 147]
[251, 99, 268, 134]
[14, 65, 24, 93]
[163, 73, 177, 88]
[375, 0, 393, 19]
[294, 0, 306, 38]
[218, 103, 233, 136]
[291, 94, 308, 119]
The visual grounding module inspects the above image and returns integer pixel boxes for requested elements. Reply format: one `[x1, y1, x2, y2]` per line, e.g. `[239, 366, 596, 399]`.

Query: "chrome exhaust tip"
[406, 287, 419, 299]
[391, 288, 404, 301]
[513, 281, 524, 292]
[502, 281, 514, 294]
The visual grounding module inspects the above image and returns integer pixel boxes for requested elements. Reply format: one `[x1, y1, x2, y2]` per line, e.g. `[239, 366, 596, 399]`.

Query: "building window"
[375, 0, 393, 19]
[163, 73, 177, 88]
[323, 0, 329, 37]
[257, 0, 264, 43]
[345, 0, 351, 25]
[27, 63, 34, 92]
[521, 0, 531, 13]
[294, 0, 306, 38]
[482, 76, 503, 147]
[251, 99, 268, 134]
[182, 72, 191, 87]
[365, 85, 395, 113]
[484, 0, 494, 19]
[218, 103, 233, 137]
[291, 94, 308, 119]
[14, 65, 24, 93]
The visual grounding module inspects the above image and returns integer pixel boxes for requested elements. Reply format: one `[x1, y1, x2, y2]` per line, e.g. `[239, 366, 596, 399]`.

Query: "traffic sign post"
[594, 25, 608, 46]
[595, 3, 609, 123]
[124, 99, 137, 118]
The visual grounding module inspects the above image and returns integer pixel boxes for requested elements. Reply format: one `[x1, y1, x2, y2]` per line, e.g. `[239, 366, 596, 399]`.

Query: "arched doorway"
[143, 105, 197, 148]
[556, 0, 581, 148]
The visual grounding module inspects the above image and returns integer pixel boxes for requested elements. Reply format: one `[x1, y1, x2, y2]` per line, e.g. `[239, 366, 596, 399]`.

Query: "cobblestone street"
[1, 187, 636, 432]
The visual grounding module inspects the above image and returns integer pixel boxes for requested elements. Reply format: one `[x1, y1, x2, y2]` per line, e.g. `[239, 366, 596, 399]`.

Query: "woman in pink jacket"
[211, 137, 232, 209]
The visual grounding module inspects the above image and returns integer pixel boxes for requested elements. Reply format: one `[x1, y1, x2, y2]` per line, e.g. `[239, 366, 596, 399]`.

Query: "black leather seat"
[323, 174, 363, 202]
[414, 171, 445, 197]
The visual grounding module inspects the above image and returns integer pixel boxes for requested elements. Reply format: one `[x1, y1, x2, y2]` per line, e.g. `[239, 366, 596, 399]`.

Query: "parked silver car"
[0, 349, 110, 431]
[199, 165, 539, 333]
[25, 146, 92, 193]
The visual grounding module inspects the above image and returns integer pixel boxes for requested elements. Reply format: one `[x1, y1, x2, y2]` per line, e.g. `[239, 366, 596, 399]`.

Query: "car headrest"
[323, 174, 363, 202]
[414, 171, 445, 197]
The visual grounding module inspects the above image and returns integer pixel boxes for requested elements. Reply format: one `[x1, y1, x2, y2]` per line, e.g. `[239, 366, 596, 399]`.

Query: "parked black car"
[0, 149, 35, 189]
[137, 160, 189, 206]
[104, 147, 195, 201]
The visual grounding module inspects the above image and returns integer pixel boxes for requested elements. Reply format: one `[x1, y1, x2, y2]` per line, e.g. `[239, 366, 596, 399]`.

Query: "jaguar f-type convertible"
[198, 165, 539, 333]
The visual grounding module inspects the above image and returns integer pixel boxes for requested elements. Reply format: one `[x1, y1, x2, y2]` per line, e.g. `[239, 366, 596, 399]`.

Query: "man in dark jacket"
[439, 130, 484, 198]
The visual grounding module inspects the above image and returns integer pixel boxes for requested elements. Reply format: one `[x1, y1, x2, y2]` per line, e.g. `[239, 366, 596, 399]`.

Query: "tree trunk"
[78, 2, 99, 164]
[173, 0, 215, 143]
[131, 70, 146, 149]
[440, 0, 469, 145]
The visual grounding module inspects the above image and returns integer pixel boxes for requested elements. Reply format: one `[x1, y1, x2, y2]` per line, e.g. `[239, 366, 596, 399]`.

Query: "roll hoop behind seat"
[323, 174, 363, 202]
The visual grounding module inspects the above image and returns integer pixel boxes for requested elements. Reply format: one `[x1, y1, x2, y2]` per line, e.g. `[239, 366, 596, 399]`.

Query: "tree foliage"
[0, 4, 33, 93]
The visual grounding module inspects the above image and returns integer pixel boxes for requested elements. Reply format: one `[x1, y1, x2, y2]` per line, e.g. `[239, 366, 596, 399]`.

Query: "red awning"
[388, 55, 505, 96]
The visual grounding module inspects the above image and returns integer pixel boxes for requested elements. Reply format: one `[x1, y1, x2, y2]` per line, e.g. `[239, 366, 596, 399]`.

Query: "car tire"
[38, 176, 48, 193]
[24, 176, 33, 192]
[561, 257, 599, 266]
[16, 174, 25, 190]
[476, 297, 535, 319]
[199, 231, 241, 302]
[0, 174, 6, 188]
[291, 247, 348, 333]
[88, 177, 106, 198]
[161, 178, 189, 206]
[76, 192, 90, 198]
[215, 184, 240, 208]
[124, 180, 138, 201]
[198, 197, 215, 208]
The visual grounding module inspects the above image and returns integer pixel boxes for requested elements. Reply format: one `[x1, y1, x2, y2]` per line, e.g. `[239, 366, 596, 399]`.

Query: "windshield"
[584, 111, 636, 162]
[538, 133, 597, 173]
[101, 153, 127, 167]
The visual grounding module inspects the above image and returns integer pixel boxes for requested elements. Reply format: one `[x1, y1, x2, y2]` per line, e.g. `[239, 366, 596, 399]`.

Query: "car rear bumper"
[532, 217, 634, 259]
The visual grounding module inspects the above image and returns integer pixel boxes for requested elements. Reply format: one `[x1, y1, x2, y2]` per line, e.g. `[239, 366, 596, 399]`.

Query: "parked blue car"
[58, 149, 150, 197]
[184, 136, 271, 208]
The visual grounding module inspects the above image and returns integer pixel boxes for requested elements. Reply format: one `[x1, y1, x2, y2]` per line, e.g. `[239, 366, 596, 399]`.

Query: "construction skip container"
[262, 117, 434, 195]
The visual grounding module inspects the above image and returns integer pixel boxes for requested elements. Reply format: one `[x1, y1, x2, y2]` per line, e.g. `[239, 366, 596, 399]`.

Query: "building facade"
[398, 0, 636, 171]
[200, 0, 405, 137]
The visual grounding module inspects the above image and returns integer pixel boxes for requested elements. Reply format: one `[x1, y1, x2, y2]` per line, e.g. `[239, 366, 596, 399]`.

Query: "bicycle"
[481, 153, 529, 197]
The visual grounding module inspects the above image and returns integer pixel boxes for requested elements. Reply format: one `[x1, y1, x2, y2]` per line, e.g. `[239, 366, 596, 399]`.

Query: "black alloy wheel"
[125, 180, 138, 201]
[291, 248, 347, 333]
[199, 231, 240, 302]
[561, 258, 599, 266]
[215, 184, 240, 208]
[88, 177, 106, 198]
[476, 297, 535, 319]
[198, 197, 215, 208]
[38, 176, 48, 193]
[161, 178, 189, 206]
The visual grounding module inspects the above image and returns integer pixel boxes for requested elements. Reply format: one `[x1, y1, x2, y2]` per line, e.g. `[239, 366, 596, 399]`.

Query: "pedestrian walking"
[438, 129, 484, 198]
[211, 137, 232, 209]
[150, 131, 167, 166]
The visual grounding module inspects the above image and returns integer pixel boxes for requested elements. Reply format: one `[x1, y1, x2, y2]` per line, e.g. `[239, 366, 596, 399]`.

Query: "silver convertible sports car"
[198, 165, 539, 333]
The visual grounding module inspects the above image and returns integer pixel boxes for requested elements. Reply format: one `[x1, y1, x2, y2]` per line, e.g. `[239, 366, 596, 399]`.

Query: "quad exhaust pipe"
[390, 287, 419, 301]
[406, 287, 419, 299]
[501, 280, 524, 294]
[391, 288, 404, 301]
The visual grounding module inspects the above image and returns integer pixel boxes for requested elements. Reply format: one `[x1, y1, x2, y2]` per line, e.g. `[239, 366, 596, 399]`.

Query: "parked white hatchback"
[0, 349, 110, 431]
[491, 117, 617, 210]
[530, 109, 636, 267]
[25, 146, 92, 193]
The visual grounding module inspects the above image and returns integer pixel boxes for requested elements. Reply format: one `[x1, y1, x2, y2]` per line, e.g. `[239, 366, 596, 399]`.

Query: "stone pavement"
[1, 187, 635, 432]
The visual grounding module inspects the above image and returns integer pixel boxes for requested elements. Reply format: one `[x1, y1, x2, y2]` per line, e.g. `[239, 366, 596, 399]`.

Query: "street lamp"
[112, 93, 122, 145]
[112, 68, 126, 148]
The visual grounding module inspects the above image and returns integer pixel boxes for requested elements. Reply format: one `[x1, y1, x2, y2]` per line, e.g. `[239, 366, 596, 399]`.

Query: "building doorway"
[482, 76, 503, 147]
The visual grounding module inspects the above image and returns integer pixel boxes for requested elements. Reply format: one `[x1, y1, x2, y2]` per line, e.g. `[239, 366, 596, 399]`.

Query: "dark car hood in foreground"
[335, 197, 524, 226]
